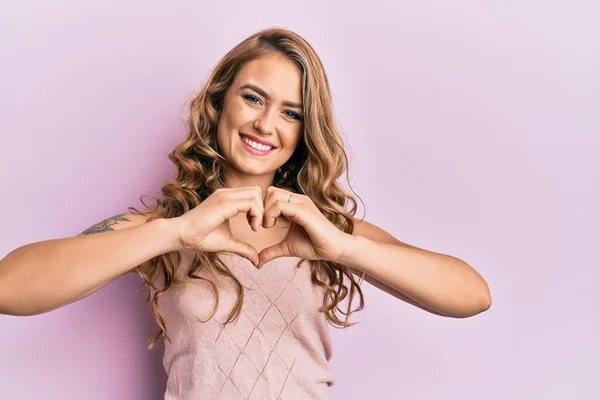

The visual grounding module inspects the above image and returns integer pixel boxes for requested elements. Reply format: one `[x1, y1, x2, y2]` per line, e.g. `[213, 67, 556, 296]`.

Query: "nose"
[253, 108, 277, 136]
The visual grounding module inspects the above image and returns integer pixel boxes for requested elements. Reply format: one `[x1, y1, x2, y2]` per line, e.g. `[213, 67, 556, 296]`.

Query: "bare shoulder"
[350, 218, 446, 315]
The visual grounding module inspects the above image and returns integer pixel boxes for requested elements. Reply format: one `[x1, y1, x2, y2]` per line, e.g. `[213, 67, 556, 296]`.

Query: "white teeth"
[242, 136, 273, 151]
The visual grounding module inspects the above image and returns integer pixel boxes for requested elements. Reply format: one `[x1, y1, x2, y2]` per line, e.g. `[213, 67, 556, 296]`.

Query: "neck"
[223, 169, 276, 198]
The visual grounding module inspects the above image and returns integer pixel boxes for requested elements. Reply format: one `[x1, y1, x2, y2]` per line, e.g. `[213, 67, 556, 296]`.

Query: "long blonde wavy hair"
[132, 27, 365, 350]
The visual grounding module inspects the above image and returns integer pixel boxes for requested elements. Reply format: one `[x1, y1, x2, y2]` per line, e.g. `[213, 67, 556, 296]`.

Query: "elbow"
[440, 277, 491, 319]
[454, 283, 492, 318]
[0, 283, 9, 316]
[473, 286, 492, 315]
[453, 261, 492, 318]
[481, 285, 492, 312]
[476, 276, 492, 313]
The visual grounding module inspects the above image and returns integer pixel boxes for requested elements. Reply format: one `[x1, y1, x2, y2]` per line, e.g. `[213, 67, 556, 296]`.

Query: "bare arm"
[346, 219, 491, 318]
[0, 213, 180, 316]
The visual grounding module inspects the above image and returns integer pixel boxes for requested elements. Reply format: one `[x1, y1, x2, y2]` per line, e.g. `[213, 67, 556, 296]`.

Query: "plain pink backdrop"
[1, 1, 598, 399]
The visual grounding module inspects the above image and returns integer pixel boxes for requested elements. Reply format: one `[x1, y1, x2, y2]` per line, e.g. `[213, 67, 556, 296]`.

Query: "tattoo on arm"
[81, 214, 130, 235]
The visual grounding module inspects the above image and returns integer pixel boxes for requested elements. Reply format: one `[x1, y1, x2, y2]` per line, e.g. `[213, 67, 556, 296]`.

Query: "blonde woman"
[0, 28, 491, 399]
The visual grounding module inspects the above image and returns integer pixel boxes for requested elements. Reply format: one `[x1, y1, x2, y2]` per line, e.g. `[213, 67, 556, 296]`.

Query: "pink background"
[1, 1, 598, 399]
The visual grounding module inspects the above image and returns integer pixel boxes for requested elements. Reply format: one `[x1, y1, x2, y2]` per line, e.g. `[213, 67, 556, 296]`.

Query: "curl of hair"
[131, 27, 366, 350]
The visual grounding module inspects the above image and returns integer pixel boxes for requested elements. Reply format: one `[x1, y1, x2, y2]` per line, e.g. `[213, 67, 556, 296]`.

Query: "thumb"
[225, 239, 259, 267]
[258, 240, 290, 269]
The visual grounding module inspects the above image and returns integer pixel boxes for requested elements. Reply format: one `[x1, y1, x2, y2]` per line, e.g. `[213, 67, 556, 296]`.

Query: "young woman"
[0, 28, 491, 399]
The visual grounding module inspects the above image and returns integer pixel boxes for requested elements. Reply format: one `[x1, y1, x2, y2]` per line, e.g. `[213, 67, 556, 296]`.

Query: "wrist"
[152, 217, 185, 253]
[336, 233, 367, 268]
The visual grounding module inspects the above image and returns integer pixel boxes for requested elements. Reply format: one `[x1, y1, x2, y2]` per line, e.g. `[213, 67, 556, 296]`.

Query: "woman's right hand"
[171, 186, 264, 266]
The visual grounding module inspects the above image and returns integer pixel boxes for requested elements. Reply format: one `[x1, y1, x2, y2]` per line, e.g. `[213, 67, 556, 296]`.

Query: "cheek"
[216, 103, 244, 148]
[282, 127, 303, 152]
[216, 116, 228, 152]
[225, 102, 250, 127]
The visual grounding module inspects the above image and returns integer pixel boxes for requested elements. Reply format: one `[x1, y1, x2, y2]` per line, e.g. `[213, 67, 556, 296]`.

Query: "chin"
[229, 160, 275, 178]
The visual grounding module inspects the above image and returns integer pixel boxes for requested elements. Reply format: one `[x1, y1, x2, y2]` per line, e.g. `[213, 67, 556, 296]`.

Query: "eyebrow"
[239, 84, 303, 109]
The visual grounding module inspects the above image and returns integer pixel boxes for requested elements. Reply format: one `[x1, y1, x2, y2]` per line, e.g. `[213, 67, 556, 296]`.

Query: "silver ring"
[288, 193, 293, 203]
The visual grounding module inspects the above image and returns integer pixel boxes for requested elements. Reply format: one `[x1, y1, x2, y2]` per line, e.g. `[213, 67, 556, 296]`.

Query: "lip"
[239, 133, 276, 148]
[239, 133, 277, 156]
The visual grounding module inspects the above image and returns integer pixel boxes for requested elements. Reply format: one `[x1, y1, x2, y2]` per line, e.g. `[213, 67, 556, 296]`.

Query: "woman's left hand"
[257, 186, 353, 268]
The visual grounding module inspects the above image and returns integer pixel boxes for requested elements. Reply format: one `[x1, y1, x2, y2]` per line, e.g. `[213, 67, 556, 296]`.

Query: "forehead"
[233, 53, 303, 102]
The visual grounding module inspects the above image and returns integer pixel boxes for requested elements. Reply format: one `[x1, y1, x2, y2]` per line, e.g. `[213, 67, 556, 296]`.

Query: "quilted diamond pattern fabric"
[155, 250, 335, 399]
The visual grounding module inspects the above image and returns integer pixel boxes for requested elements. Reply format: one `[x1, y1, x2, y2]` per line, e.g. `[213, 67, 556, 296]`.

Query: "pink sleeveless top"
[155, 249, 335, 399]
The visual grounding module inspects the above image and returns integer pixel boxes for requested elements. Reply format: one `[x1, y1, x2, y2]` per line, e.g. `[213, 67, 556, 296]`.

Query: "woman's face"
[217, 52, 304, 182]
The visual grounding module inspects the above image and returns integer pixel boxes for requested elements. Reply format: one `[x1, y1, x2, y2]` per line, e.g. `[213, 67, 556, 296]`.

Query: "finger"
[246, 195, 263, 232]
[225, 239, 259, 267]
[262, 201, 282, 229]
[243, 188, 262, 231]
[274, 200, 308, 224]
[263, 187, 299, 228]
[263, 186, 296, 210]
[208, 186, 262, 203]
[258, 240, 289, 268]
[250, 187, 264, 231]
[216, 196, 262, 232]
[210, 186, 264, 231]
[246, 213, 257, 231]
[218, 198, 257, 223]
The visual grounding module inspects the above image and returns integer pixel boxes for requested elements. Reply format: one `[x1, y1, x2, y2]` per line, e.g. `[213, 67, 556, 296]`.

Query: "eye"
[285, 110, 303, 121]
[242, 94, 262, 105]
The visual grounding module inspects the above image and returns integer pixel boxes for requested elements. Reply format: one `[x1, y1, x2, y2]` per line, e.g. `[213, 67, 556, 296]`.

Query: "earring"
[276, 166, 290, 181]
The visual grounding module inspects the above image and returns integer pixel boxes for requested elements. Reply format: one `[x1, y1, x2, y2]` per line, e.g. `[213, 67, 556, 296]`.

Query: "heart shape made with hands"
[242, 186, 349, 269]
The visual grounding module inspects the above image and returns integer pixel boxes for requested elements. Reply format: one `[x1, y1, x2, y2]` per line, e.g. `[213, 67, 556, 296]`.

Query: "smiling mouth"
[239, 133, 277, 155]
